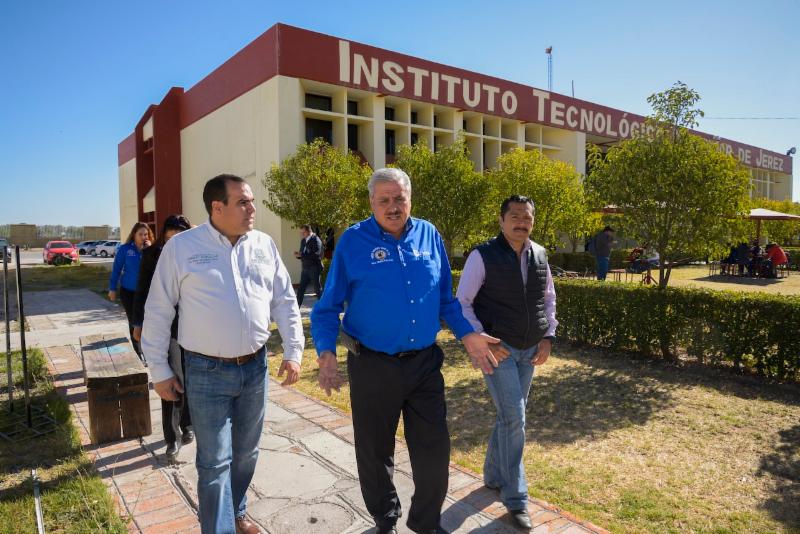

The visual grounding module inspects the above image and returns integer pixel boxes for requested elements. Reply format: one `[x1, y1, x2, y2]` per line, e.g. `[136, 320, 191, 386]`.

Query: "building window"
[434, 137, 440, 152]
[347, 100, 359, 115]
[463, 119, 467, 131]
[385, 107, 395, 121]
[305, 93, 332, 112]
[411, 132, 419, 145]
[433, 114, 439, 128]
[306, 118, 333, 144]
[411, 111, 418, 124]
[385, 130, 396, 156]
[348, 124, 359, 152]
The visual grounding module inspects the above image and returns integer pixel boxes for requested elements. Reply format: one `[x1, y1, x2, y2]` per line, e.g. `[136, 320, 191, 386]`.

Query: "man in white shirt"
[142, 174, 304, 534]
[456, 195, 557, 531]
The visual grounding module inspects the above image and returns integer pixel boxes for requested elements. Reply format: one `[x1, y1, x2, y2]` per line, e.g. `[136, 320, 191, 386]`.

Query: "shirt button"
[410, 338, 415, 342]
[412, 319, 416, 324]
[407, 281, 411, 285]
[410, 299, 414, 304]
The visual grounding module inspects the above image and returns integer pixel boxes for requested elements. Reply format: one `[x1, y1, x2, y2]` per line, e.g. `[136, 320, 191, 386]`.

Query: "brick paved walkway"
[32, 289, 609, 533]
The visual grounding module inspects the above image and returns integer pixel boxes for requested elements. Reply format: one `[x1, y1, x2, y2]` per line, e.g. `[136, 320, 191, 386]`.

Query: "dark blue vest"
[473, 233, 549, 350]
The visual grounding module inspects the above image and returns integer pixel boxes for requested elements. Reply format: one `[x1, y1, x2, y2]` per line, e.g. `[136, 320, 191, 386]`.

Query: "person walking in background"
[109, 221, 153, 358]
[589, 226, 615, 281]
[141, 174, 304, 534]
[293, 224, 324, 306]
[132, 214, 193, 462]
[456, 195, 557, 531]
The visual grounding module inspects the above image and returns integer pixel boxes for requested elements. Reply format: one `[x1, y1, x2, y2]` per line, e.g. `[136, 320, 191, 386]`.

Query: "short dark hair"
[203, 174, 246, 215]
[500, 195, 535, 218]
[603, 226, 615, 232]
[300, 224, 312, 233]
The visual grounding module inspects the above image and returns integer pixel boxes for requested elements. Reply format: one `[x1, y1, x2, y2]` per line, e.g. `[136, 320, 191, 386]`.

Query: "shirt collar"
[368, 215, 415, 239]
[204, 220, 250, 246]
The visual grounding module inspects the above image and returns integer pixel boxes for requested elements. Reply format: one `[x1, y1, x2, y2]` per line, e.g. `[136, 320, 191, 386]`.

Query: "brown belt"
[192, 347, 264, 366]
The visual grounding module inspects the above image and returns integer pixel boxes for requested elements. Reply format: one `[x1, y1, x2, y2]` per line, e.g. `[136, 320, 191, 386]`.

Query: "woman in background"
[132, 214, 193, 461]
[109, 222, 153, 357]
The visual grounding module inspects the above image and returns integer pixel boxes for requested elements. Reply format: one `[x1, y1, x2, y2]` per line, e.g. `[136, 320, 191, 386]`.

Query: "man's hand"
[294, 251, 301, 258]
[461, 332, 509, 375]
[317, 350, 345, 396]
[154, 377, 184, 401]
[278, 360, 301, 386]
[107, 290, 116, 302]
[532, 338, 552, 366]
[132, 326, 142, 342]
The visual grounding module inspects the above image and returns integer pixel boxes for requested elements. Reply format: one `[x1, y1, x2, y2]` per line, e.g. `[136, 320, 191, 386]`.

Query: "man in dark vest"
[456, 195, 558, 531]
[294, 224, 324, 305]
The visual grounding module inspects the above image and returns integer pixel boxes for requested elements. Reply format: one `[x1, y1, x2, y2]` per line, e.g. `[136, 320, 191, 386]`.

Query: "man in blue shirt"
[311, 168, 507, 534]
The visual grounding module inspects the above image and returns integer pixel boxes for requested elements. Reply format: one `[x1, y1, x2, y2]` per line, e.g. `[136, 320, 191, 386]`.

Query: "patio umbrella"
[748, 208, 800, 241]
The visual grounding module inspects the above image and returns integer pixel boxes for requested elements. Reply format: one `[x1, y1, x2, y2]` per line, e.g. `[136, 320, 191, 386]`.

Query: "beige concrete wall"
[180, 75, 307, 280]
[118, 159, 138, 236]
[83, 226, 112, 240]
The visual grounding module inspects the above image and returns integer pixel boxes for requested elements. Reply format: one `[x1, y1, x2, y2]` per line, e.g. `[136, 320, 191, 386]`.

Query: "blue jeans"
[596, 256, 610, 280]
[185, 348, 267, 534]
[483, 342, 537, 511]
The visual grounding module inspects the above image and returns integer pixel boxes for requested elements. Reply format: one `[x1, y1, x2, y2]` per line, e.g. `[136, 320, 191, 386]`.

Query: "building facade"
[117, 24, 794, 280]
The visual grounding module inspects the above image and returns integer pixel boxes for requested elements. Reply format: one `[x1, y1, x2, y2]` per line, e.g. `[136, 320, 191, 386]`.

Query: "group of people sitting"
[722, 241, 788, 278]
[625, 243, 660, 273]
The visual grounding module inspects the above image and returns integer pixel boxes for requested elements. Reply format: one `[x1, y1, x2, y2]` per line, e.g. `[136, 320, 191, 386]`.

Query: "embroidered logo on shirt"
[251, 249, 270, 265]
[371, 247, 391, 263]
[412, 249, 431, 258]
[187, 253, 218, 265]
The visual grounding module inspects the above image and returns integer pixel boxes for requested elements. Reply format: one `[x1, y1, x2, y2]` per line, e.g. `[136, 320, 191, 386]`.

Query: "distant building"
[117, 23, 794, 281]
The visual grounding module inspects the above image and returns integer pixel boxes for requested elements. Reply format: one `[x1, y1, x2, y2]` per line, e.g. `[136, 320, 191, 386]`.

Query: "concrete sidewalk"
[25, 289, 606, 534]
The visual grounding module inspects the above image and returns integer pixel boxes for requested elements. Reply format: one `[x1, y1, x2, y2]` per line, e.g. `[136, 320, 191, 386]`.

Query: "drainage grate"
[0, 405, 58, 443]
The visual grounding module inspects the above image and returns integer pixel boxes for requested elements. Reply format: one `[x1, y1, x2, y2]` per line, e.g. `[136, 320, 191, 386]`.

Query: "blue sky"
[1, 0, 797, 226]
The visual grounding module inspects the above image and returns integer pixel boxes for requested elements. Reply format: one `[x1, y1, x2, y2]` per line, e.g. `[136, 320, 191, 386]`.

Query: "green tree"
[488, 148, 594, 251]
[587, 82, 752, 289]
[393, 137, 489, 257]
[262, 138, 372, 232]
[750, 198, 800, 245]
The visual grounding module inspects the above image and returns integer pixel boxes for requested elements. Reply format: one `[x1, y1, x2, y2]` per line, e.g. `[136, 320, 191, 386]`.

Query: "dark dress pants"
[296, 265, 322, 305]
[347, 344, 450, 533]
[118, 287, 141, 356]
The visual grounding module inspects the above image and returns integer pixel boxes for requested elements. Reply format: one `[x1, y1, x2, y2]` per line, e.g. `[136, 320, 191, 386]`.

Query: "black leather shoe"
[165, 442, 179, 462]
[509, 509, 532, 530]
[181, 429, 195, 444]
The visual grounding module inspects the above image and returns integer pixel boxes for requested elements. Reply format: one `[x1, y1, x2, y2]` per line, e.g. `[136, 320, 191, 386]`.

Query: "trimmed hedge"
[548, 249, 629, 272]
[553, 280, 800, 380]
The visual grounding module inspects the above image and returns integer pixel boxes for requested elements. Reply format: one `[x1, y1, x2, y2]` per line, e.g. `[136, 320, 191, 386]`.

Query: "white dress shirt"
[141, 222, 304, 383]
[456, 239, 558, 338]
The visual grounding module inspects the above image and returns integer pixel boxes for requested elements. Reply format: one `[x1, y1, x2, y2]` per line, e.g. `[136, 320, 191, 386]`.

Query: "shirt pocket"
[247, 261, 276, 294]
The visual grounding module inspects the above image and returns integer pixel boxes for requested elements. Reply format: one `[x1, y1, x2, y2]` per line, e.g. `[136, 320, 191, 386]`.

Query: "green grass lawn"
[647, 265, 800, 296]
[268, 321, 800, 534]
[0, 349, 127, 533]
[7, 263, 111, 294]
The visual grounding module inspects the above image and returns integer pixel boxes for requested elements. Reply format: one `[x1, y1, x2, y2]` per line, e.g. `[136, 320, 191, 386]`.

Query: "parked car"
[0, 238, 11, 263]
[76, 240, 102, 255]
[93, 240, 121, 257]
[43, 241, 79, 265]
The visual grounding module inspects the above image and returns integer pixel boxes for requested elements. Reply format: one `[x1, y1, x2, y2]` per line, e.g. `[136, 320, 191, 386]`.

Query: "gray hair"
[367, 168, 412, 198]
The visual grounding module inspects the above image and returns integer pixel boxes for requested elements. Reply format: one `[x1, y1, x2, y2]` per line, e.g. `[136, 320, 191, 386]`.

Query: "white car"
[92, 240, 121, 257]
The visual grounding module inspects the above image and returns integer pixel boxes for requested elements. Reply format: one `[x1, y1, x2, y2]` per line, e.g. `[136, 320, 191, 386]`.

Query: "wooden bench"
[608, 268, 625, 282]
[80, 335, 151, 445]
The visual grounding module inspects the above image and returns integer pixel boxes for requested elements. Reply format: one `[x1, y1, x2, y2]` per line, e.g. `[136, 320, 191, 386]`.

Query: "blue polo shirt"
[311, 215, 474, 356]
[109, 242, 142, 292]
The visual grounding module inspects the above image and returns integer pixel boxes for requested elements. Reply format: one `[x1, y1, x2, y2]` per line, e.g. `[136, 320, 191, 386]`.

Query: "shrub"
[548, 250, 628, 272]
[553, 280, 800, 380]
